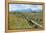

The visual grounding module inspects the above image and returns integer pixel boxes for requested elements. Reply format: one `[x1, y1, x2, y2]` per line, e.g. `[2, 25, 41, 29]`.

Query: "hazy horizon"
[9, 4, 42, 12]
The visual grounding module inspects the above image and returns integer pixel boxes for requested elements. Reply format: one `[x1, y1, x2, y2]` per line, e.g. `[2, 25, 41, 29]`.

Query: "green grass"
[8, 12, 44, 30]
[8, 14, 32, 30]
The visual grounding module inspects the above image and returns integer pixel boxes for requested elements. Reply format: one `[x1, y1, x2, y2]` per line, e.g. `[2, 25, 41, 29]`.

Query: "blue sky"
[9, 4, 42, 12]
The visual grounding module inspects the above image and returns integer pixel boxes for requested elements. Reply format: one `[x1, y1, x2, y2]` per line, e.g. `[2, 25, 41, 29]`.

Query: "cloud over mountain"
[9, 4, 42, 12]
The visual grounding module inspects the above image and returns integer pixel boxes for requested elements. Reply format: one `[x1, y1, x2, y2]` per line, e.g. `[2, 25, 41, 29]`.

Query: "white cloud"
[9, 4, 42, 12]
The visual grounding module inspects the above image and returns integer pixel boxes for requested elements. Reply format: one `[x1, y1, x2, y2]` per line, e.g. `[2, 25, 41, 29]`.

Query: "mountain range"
[10, 8, 42, 12]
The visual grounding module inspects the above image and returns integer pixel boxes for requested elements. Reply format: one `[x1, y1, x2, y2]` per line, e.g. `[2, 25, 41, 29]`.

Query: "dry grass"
[8, 12, 44, 30]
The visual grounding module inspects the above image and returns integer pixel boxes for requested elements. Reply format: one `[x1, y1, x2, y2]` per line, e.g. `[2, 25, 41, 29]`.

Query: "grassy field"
[8, 12, 44, 30]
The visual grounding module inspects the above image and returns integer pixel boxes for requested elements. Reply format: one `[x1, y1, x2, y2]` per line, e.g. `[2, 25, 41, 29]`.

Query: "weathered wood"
[21, 14, 43, 28]
[31, 20, 42, 28]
